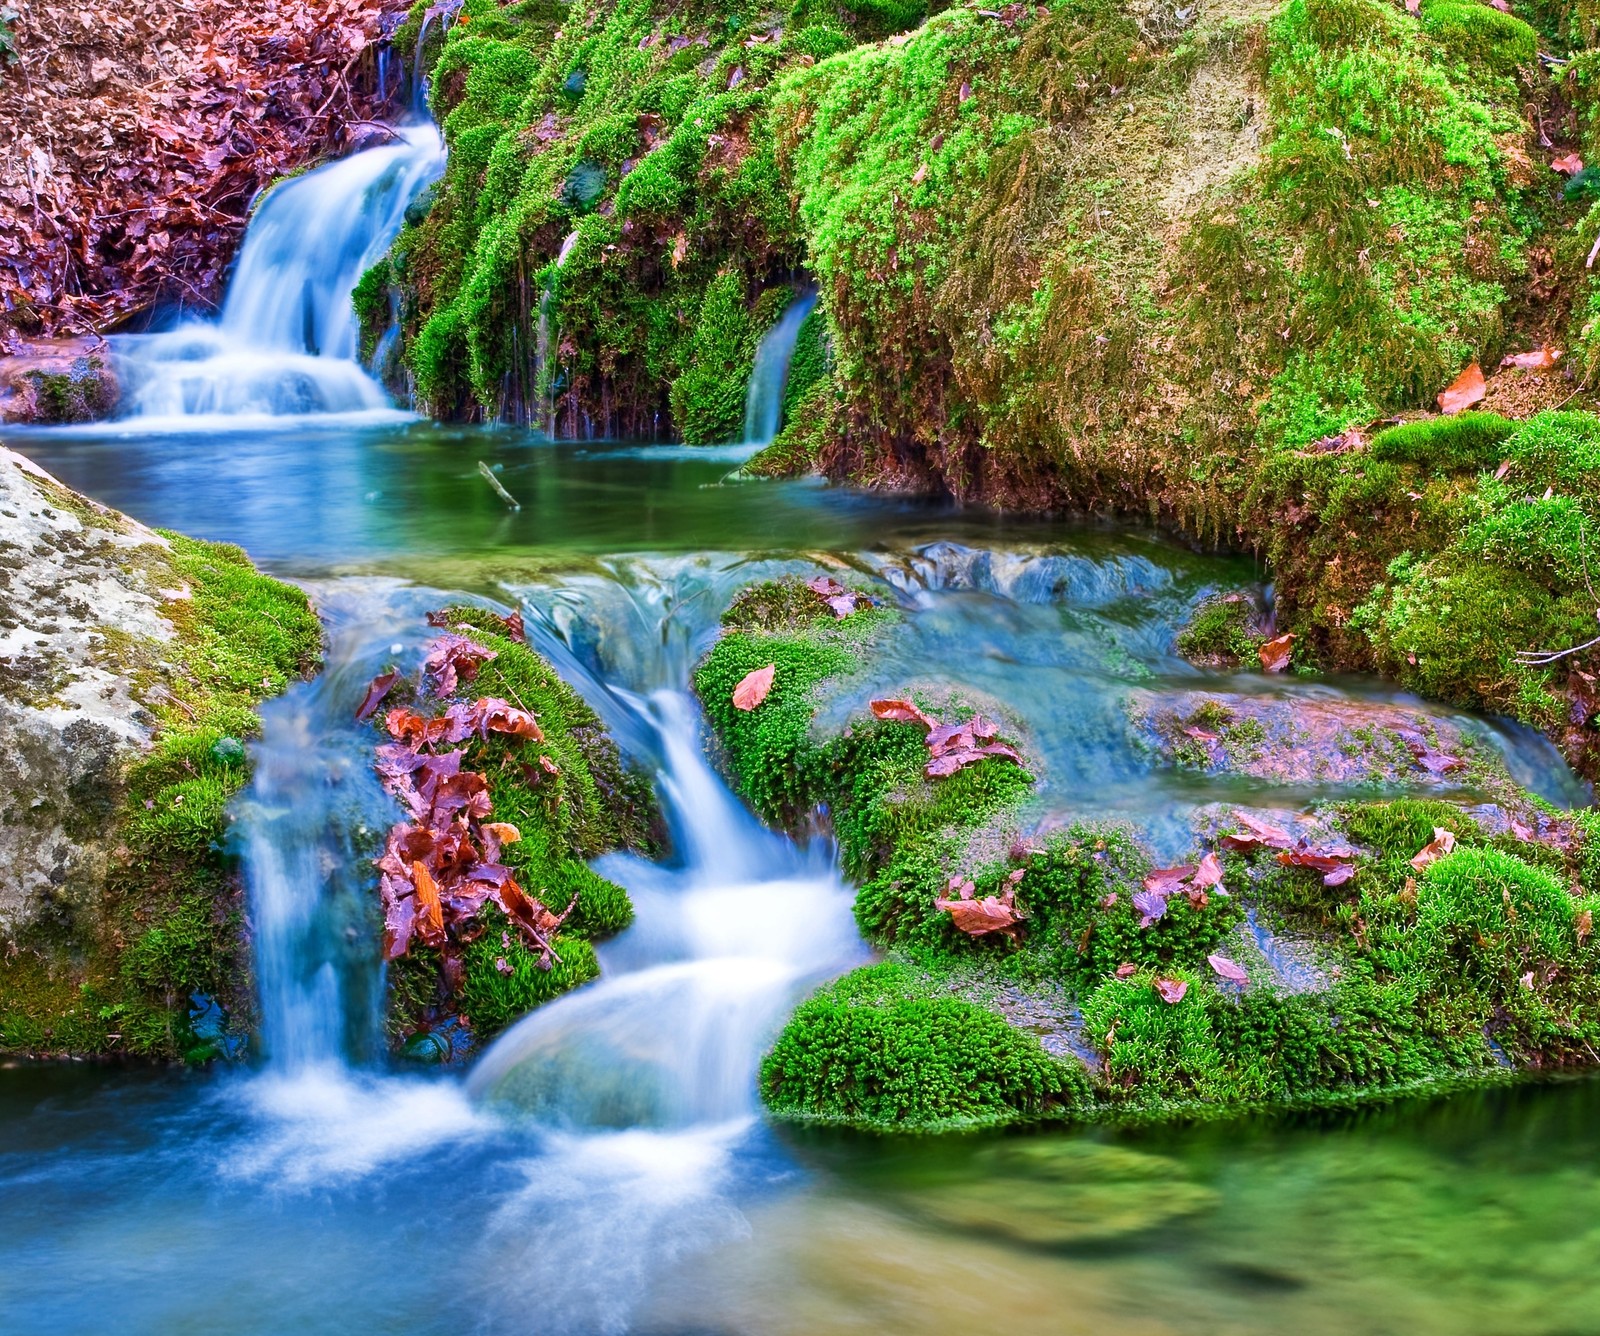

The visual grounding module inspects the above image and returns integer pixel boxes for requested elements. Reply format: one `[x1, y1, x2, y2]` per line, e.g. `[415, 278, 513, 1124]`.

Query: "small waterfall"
[111, 124, 444, 425]
[233, 581, 432, 1070]
[741, 289, 818, 446]
[467, 688, 862, 1128]
[529, 229, 582, 433]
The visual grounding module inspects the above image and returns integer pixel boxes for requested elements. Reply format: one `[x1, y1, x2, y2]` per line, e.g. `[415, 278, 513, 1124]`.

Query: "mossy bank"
[368, 0, 1600, 781]
[0, 448, 321, 1061]
[697, 575, 1600, 1132]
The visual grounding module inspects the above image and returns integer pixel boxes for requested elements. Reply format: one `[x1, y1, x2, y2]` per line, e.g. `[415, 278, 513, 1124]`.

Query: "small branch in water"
[477, 460, 521, 509]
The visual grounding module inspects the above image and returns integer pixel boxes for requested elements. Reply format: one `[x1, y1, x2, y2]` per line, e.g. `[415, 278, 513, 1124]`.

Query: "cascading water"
[741, 288, 818, 446]
[110, 124, 443, 425]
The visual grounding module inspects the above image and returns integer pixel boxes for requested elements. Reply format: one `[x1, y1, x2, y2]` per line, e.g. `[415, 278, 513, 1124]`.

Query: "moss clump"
[1176, 594, 1262, 667]
[382, 606, 654, 1051]
[0, 533, 322, 1060]
[759, 962, 1091, 1130]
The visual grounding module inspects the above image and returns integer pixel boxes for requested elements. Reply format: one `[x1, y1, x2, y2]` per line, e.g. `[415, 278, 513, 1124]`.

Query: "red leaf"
[1409, 826, 1456, 873]
[1193, 851, 1225, 890]
[1500, 346, 1562, 370]
[1258, 632, 1296, 673]
[871, 698, 935, 729]
[1222, 810, 1295, 852]
[935, 893, 1022, 938]
[732, 664, 776, 711]
[1208, 954, 1249, 983]
[1552, 153, 1584, 176]
[424, 634, 497, 696]
[1437, 362, 1486, 415]
[1153, 977, 1188, 1004]
[1115, 962, 1138, 978]
[355, 670, 399, 722]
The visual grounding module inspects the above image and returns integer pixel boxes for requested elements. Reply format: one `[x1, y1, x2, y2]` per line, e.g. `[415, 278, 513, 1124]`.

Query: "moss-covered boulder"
[379, 605, 657, 1055]
[698, 575, 1600, 1132]
[0, 447, 320, 1059]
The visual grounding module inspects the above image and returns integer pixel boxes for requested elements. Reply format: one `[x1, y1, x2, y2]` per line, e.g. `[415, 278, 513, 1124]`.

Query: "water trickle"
[111, 124, 444, 427]
[741, 288, 818, 446]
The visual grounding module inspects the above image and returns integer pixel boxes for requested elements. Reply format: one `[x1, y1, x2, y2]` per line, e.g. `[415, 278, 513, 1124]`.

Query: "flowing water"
[4, 134, 1600, 1335]
[741, 288, 818, 445]
[108, 124, 443, 427]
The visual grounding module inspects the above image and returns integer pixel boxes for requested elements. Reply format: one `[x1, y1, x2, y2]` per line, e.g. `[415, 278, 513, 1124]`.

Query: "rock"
[0, 449, 173, 933]
[0, 446, 321, 1057]
[1129, 688, 1504, 789]
[0, 337, 119, 424]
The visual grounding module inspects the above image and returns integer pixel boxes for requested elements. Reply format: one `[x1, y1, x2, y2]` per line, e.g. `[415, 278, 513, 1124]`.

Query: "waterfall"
[741, 289, 818, 446]
[233, 581, 432, 1070]
[110, 125, 444, 426]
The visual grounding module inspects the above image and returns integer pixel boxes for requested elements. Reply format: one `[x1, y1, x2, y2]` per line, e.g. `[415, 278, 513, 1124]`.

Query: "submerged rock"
[0, 337, 118, 424]
[0, 447, 321, 1058]
[1129, 688, 1506, 791]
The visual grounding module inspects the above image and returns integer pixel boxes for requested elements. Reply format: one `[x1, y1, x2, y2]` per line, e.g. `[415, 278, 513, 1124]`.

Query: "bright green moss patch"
[759, 962, 1091, 1131]
[1176, 594, 1262, 667]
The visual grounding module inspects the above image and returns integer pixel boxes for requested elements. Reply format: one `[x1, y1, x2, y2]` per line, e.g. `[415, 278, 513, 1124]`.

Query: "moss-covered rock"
[698, 574, 1600, 1133]
[0, 448, 321, 1060]
[381, 604, 656, 1054]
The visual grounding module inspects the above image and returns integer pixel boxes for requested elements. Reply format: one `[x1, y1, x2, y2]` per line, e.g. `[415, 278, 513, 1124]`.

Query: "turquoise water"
[3, 423, 1598, 1334]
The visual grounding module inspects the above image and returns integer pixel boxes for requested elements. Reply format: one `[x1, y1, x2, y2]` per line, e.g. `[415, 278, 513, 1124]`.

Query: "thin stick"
[477, 460, 521, 509]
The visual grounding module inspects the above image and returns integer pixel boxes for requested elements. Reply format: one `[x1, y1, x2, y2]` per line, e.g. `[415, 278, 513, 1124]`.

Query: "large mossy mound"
[698, 578, 1600, 1132]
[384, 605, 657, 1052]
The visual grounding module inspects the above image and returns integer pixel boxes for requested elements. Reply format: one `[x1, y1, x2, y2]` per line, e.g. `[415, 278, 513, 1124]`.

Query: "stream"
[4, 126, 1600, 1336]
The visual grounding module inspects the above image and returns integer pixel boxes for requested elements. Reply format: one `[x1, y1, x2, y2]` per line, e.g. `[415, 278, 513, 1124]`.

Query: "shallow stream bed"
[5, 421, 1599, 1334]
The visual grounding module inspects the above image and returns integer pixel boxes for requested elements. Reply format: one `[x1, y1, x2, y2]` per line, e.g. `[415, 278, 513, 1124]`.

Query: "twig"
[1515, 630, 1600, 666]
[477, 460, 522, 509]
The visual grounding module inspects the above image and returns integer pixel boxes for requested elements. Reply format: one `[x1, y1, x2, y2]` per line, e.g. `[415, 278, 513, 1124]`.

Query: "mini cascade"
[741, 288, 818, 446]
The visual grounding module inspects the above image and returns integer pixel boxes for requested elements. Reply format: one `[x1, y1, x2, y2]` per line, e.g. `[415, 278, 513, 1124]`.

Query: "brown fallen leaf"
[355, 670, 399, 722]
[1437, 362, 1486, 415]
[1258, 632, 1296, 673]
[1494, 459, 1513, 480]
[1578, 908, 1593, 946]
[1409, 826, 1457, 873]
[1223, 810, 1296, 851]
[481, 822, 522, 844]
[935, 892, 1023, 939]
[1208, 953, 1249, 983]
[413, 861, 445, 944]
[1552, 153, 1584, 176]
[1153, 977, 1189, 1004]
[870, 697, 936, 729]
[1276, 843, 1357, 886]
[1115, 962, 1138, 978]
[732, 664, 776, 711]
[1500, 346, 1562, 370]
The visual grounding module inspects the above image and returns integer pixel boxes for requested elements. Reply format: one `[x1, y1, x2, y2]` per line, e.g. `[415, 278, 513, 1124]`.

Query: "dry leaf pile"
[0, 0, 401, 347]
[366, 630, 574, 988]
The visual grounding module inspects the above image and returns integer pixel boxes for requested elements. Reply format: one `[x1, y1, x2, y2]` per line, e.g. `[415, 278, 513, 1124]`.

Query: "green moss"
[1176, 594, 1261, 666]
[1419, 0, 1537, 78]
[1366, 412, 1514, 468]
[759, 962, 1090, 1131]
[669, 269, 760, 444]
[457, 926, 600, 1036]
[352, 258, 393, 363]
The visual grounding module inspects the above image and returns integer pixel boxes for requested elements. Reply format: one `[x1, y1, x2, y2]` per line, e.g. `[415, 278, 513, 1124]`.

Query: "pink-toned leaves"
[732, 664, 776, 711]
[1500, 345, 1562, 370]
[870, 697, 936, 729]
[1153, 977, 1189, 1004]
[1208, 954, 1249, 983]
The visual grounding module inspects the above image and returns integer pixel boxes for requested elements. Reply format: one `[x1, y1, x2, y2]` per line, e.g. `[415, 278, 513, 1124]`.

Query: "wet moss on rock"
[384, 606, 656, 1053]
[0, 528, 322, 1061]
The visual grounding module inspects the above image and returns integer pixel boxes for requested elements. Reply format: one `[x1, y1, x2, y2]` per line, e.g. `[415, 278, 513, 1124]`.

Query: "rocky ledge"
[0, 447, 320, 1059]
